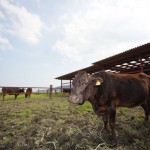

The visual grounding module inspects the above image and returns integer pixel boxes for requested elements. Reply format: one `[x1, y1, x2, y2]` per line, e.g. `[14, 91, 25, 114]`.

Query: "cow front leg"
[109, 106, 117, 146]
[102, 114, 109, 131]
[3, 94, 5, 101]
[15, 94, 18, 100]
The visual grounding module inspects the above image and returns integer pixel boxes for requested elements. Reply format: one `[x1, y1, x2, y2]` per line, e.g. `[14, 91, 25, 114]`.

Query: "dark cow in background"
[2, 87, 24, 101]
[68, 71, 150, 145]
[25, 88, 32, 98]
[63, 88, 71, 94]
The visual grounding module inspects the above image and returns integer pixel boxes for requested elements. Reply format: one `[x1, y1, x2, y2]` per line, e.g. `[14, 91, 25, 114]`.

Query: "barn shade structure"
[55, 43, 150, 91]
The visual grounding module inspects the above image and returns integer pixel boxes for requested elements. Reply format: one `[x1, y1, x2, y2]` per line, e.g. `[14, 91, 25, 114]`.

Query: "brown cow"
[25, 88, 32, 98]
[2, 87, 24, 101]
[68, 71, 150, 145]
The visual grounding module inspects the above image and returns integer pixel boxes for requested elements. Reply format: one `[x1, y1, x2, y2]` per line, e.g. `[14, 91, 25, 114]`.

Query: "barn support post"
[49, 85, 53, 99]
[139, 56, 144, 72]
[70, 80, 72, 88]
[61, 80, 63, 93]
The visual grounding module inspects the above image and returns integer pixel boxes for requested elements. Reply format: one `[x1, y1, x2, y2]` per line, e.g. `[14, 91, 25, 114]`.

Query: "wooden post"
[49, 85, 52, 99]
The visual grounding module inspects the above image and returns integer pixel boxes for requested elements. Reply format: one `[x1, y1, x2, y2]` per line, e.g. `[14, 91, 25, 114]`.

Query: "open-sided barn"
[55, 43, 150, 91]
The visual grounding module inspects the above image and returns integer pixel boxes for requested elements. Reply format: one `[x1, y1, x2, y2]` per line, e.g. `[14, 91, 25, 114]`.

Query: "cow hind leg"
[147, 100, 150, 115]
[148, 89, 150, 114]
[141, 103, 149, 121]
[148, 95, 150, 115]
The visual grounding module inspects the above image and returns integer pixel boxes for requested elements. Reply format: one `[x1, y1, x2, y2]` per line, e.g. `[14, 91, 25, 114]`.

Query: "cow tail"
[148, 76, 150, 114]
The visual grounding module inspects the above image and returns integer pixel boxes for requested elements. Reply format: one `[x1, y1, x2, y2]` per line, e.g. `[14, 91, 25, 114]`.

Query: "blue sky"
[0, 0, 150, 87]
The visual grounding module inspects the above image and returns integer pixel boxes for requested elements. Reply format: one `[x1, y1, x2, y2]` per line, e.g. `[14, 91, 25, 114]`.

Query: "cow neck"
[88, 95, 109, 116]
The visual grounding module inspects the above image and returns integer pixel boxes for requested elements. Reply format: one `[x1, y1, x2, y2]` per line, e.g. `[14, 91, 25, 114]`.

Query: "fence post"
[49, 85, 52, 99]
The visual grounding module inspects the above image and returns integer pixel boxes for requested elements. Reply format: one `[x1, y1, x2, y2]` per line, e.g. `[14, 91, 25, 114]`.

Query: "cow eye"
[78, 80, 81, 84]
[83, 79, 86, 82]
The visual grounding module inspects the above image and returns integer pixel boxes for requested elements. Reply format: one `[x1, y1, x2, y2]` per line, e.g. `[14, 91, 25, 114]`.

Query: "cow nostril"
[78, 103, 83, 105]
[75, 96, 78, 100]
[74, 96, 79, 102]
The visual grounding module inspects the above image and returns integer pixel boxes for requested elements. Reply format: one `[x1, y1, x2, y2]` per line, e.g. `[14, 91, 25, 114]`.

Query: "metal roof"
[55, 43, 150, 80]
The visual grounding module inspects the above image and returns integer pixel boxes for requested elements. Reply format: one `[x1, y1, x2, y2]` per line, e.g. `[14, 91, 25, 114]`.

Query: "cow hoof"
[109, 142, 117, 148]
[108, 138, 117, 148]
[101, 128, 110, 133]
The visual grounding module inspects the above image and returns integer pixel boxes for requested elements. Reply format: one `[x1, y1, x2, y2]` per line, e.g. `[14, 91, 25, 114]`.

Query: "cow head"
[68, 71, 103, 105]
[19, 88, 24, 93]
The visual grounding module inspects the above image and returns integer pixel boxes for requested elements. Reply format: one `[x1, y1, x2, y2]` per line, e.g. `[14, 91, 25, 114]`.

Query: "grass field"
[0, 94, 150, 150]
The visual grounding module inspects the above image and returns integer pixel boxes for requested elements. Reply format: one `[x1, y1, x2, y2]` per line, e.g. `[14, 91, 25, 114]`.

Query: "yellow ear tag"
[96, 80, 101, 86]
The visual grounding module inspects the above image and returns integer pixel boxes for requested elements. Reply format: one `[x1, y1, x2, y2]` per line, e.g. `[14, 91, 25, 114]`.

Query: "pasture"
[0, 94, 150, 150]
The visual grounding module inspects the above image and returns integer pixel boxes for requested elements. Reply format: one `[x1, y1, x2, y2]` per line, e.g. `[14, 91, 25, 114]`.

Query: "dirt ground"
[0, 95, 150, 150]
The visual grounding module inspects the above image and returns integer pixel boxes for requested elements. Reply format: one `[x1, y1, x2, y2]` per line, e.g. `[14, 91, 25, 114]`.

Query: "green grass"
[0, 135, 12, 145]
[0, 95, 150, 149]
[0, 93, 49, 101]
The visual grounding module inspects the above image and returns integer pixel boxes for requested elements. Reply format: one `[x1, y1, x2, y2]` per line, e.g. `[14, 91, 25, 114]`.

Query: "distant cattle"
[25, 88, 32, 98]
[68, 71, 150, 145]
[2, 87, 24, 101]
[63, 88, 71, 94]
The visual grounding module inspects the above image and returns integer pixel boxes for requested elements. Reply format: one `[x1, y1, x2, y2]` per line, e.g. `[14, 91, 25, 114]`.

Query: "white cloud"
[0, 0, 45, 44]
[54, 0, 150, 63]
[53, 40, 82, 61]
[0, 35, 13, 51]
[0, 11, 4, 18]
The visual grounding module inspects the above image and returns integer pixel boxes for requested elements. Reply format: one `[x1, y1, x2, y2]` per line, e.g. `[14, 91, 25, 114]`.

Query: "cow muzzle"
[68, 94, 83, 105]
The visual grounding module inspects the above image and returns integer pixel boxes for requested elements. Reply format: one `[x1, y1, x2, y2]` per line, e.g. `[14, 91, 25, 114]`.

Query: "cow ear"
[95, 77, 103, 86]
